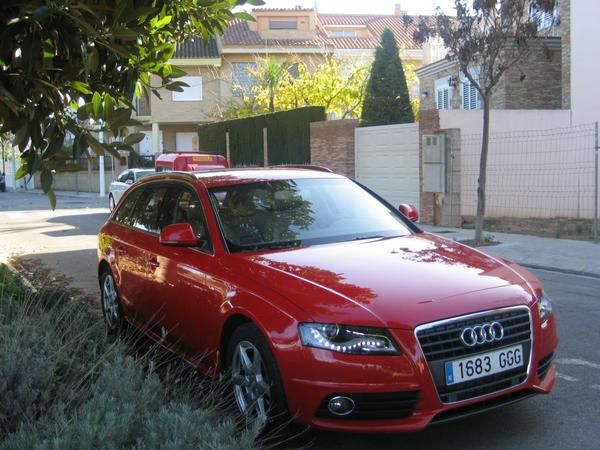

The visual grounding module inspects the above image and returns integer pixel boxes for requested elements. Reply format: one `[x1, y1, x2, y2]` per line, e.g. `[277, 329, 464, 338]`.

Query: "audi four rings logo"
[460, 322, 504, 347]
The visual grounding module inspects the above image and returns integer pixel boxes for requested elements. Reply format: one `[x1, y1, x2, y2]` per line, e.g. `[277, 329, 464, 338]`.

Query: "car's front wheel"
[226, 323, 288, 429]
[108, 194, 115, 211]
[100, 268, 126, 338]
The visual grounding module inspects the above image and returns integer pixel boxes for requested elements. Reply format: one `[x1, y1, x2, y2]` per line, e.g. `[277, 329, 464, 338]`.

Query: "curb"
[2, 261, 38, 293]
[519, 263, 600, 280]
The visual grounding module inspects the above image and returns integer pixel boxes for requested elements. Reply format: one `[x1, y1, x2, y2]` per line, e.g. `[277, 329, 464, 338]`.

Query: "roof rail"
[275, 164, 333, 173]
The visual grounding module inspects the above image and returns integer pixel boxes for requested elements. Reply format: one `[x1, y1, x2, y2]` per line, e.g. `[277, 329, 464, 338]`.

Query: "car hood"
[238, 233, 541, 329]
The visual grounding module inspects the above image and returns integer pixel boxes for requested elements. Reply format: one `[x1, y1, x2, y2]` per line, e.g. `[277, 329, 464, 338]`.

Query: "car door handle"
[148, 257, 160, 269]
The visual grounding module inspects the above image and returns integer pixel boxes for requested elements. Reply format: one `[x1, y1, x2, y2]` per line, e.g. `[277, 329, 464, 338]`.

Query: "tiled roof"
[222, 13, 432, 51]
[252, 7, 315, 12]
[223, 19, 331, 48]
[319, 14, 427, 49]
[173, 37, 220, 58]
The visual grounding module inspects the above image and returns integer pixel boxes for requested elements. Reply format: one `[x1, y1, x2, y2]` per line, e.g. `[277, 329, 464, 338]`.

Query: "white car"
[108, 168, 154, 210]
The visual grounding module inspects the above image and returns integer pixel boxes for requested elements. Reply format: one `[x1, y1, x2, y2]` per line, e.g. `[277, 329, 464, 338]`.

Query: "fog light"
[327, 396, 355, 416]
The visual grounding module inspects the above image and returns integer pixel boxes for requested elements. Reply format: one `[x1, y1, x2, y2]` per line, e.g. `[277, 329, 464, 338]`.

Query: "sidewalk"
[420, 224, 600, 278]
[9, 188, 108, 209]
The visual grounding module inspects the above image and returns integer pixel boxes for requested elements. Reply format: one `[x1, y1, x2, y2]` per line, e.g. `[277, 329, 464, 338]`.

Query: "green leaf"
[123, 132, 145, 145]
[15, 165, 28, 180]
[109, 107, 132, 134]
[68, 81, 92, 95]
[165, 81, 188, 92]
[234, 12, 256, 21]
[47, 189, 56, 211]
[152, 15, 173, 30]
[112, 26, 139, 41]
[77, 105, 89, 121]
[40, 168, 53, 194]
[92, 92, 102, 119]
[13, 122, 29, 148]
[85, 133, 105, 155]
[168, 65, 187, 78]
[104, 94, 115, 122]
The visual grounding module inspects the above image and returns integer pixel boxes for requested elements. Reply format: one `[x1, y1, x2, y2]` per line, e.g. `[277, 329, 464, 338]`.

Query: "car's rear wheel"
[226, 323, 288, 430]
[100, 268, 125, 338]
[108, 194, 115, 211]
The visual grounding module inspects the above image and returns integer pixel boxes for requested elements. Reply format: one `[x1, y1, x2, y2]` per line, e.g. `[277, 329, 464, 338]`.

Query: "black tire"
[226, 323, 289, 431]
[100, 267, 126, 338]
[108, 194, 115, 211]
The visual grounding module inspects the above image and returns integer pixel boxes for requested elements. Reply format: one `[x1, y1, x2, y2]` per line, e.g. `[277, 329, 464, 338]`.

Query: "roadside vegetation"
[0, 264, 261, 449]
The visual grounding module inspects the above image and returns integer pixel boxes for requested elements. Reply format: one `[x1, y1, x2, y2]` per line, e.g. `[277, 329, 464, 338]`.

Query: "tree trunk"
[474, 96, 491, 243]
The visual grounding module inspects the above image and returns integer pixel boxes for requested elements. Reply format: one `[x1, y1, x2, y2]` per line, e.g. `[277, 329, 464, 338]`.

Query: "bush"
[0, 265, 261, 449]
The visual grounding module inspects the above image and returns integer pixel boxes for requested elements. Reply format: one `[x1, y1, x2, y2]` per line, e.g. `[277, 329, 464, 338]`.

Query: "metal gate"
[355, 122, 420, 209]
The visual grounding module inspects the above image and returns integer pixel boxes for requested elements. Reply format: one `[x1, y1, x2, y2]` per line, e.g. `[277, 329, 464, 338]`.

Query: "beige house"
[132, 5, 443, 157]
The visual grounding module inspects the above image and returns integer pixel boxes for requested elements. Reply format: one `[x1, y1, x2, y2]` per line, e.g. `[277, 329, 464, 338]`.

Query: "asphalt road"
[1, 191, 599, 449]
[0, 191, 109, 296]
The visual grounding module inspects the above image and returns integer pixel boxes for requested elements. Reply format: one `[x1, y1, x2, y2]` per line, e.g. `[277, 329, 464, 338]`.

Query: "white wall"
[439, 110, 596, 219]
[439, 109, 571, 134]
[571, 0, 600, 125]
[355, 123, 420, 209]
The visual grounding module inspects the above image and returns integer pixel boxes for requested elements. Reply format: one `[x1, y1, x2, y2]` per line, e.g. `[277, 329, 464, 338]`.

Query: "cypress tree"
[360, 28, 414, 126]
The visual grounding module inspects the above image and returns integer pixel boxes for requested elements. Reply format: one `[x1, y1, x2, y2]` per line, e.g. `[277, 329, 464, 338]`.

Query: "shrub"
[0, 265, 261, 449]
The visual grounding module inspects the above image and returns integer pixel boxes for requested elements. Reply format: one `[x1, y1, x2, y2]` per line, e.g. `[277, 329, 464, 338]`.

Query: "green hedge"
[197, 106, 326, 167]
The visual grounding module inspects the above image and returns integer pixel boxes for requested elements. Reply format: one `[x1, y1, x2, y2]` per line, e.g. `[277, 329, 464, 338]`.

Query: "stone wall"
[310, 119, 358, 178]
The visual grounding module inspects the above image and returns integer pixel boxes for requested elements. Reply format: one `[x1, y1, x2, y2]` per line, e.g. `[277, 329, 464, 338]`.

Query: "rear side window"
[113, 188, 142, 227]
[130, 184, 168, 234]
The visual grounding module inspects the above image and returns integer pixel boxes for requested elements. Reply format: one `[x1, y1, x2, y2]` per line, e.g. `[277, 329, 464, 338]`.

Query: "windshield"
[136, 170, 155, 180]
[209, 178, 413, 252]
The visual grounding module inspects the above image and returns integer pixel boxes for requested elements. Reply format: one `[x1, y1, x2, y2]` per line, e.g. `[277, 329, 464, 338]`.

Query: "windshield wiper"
[353, 235, 384, 241]
[229, 240, 302, 252]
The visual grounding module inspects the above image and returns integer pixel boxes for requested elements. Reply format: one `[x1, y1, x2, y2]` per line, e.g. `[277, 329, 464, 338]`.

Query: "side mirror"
[125, 179, 134, 185]
[159, 223, 198, 246]
[399, 204, 419, 222]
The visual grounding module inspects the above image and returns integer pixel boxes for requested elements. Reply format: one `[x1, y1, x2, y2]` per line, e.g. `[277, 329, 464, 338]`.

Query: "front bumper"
[281, 307, 558, 433]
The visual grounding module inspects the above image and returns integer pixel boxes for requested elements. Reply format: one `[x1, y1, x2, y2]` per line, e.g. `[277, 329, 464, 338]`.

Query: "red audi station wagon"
[97, 168, 557, 432]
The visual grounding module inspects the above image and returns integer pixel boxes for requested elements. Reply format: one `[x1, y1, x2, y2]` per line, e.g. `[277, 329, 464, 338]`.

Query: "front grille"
[537, 352, 554, 380]
[316, 391, 420, 420]
[416, 307, 532, 404]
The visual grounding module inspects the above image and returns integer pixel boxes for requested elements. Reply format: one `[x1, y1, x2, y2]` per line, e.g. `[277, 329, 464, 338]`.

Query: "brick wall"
[503, 46, 562, 109]
[418, 110, 440, 224]
[310, 119, 358, 178]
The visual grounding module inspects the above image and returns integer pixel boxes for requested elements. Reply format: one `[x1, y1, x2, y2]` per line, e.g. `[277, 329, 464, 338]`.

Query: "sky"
[239, 0, 457, 16]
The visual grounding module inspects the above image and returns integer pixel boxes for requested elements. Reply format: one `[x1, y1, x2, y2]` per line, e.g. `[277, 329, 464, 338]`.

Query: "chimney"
[394, 3, 403, 16]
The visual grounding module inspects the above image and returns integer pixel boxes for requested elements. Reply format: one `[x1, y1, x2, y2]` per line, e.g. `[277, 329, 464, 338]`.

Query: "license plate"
[445, 344, 524, 385]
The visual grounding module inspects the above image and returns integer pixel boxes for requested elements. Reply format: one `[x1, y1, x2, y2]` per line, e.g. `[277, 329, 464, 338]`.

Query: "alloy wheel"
[231, 340, 272, 425]
[102, 273, 120, 330]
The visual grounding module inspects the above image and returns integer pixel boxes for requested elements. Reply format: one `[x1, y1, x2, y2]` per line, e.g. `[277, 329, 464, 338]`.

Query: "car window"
[117, 170, 130, 183]
[157, 184, 211, 252]
[130, 184, 168, 234]
[209, 178, 412, 252]
[113, 187, 142, 227]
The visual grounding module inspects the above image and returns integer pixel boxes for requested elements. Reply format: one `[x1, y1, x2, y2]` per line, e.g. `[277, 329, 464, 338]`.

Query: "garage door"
[355, 122, 419, 209]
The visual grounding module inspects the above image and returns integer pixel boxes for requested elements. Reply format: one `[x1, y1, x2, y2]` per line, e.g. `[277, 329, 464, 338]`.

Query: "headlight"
[298, 323, 400, 355]
[538, 293, 553, 324]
